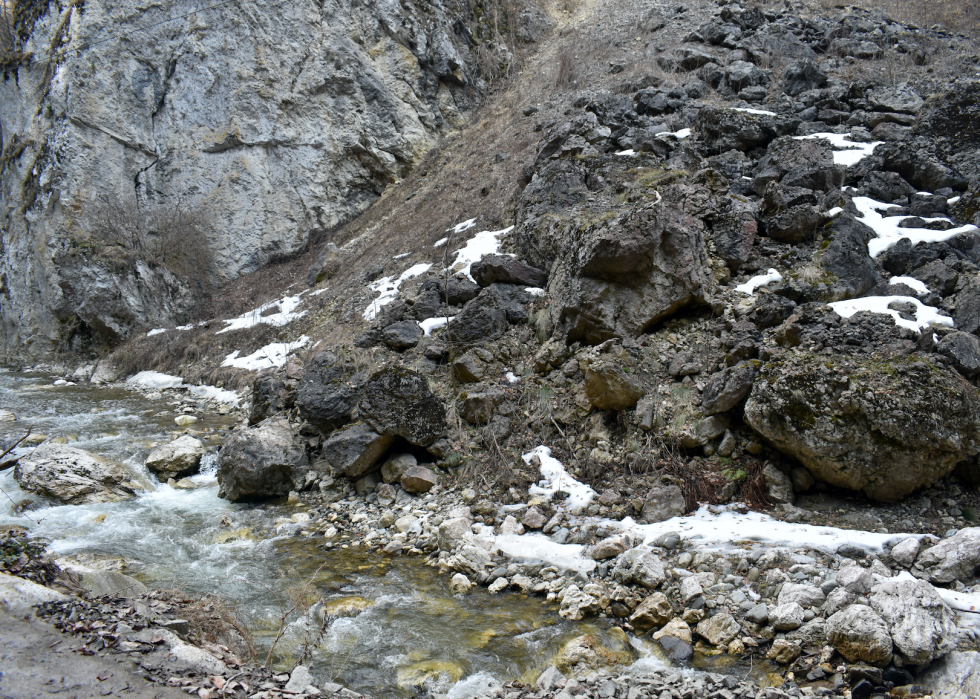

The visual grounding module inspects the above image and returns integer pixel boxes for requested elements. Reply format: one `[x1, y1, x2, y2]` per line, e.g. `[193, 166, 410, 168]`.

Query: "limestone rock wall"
[0, 0, 482, 359]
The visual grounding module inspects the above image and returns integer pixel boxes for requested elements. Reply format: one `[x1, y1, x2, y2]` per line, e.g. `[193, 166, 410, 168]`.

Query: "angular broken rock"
[889, 537, 921, 568]
[357, 367, 448, 447]
[869, 577, 956, 665]
[629, 592, 673, 631]
[641, 485, 686, 523]
[700, 362, 757, 415]
[145, 435, 205, 481]
[827, 604, 892, 666]
[767, 639, 802, 664]
[521, 506, 547, 530]
[589, 535, 630, 560]
[915, 527, 980, 584]
[559, 585, 600, 620]
[400, 465, 438, 493]
[696, 613, 741, 646]
[778, 583, 826, 608]
[217, 418, 310, 502]
[584, 361, 645, 411]
[770, 602, 804, 631]
[14, 444, 138, 505]
[320, 423, 393, 479]
[471, 254, 547, 288]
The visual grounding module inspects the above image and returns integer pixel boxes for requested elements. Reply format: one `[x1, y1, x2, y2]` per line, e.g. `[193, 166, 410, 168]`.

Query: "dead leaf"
[210, 676, 225, 689]
[197, 689, 211, 699]
[150, 635, 165, 644]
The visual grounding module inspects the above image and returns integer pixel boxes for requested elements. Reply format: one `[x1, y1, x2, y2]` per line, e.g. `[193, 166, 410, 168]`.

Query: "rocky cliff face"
[0, 0, 486, 359]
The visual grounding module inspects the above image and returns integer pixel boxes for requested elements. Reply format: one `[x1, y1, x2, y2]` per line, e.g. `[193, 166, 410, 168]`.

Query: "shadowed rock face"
[356, 367, 448, 447]
[744, 352, 980, 502]
[217, 418, 309, 502]
[0, 0, 482, 360]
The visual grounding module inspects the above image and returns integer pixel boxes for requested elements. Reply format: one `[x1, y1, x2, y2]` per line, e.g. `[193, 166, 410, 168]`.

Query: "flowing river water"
[0, 369, 761, 697]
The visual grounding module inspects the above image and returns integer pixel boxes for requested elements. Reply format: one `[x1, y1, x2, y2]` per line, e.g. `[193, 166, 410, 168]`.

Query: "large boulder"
[919, 651, 980, 699]
[744, 353, 980, 502]
[914, 528, 980, 584]
[145, 436, 206, 481]
[216, 418, 310, 502]
[701, 362, 757, 415]
[447, 284, 533, 345]
[542, 204, 713, 345]
[320, 423, 394, 479]
[295, 357, 367, 434]
[781, 59, 827, 97]
[356, 367, 448, 447]
[14, 445, 138, 505]
[868, 578, 956, 664]
[471, 254, 547, 288]
[694, 106, 799, 154]
[696, 613, 741, 646]
[826, 604, 893, 666]
[584, 361, 645, 411]
[249, 375, 291, 425]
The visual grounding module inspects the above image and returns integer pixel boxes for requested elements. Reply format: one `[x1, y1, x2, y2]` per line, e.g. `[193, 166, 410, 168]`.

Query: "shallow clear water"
[0, 370, 665, 697]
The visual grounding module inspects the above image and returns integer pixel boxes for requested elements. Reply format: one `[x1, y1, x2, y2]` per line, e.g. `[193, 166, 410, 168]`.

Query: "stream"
[0, 369, 703, 697]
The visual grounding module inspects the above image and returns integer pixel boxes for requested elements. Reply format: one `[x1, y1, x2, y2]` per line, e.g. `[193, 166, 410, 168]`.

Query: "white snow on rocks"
[221, 336, 310, 370]
[849, 196, 978, 258]
[218, 293, 307, 334]
[829, 295, 953, 332]
[890, 276, 930, 295]
[524, 446, 597, 510]
[615, 149, 638, 156]
[419, 316, 454, 336]
[146, 324, 195, 337]
[733, 107, 777, 116]
[450, 227, 515, 281]
[126, 371, 239, 404]
[363, 263, 432, 321]
[488, 532, 596, 577]
[524, 287, 546, 297]
[735, 268, 782, 295]
[794, 133, 884, 167]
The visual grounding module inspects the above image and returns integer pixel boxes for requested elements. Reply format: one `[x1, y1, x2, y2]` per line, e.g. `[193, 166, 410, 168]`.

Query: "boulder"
[938, 332, 980, 379]
[14, 445, 137, 505]
[559, 585, 601, 621]
[680, 577, 703, 604]
[450, 573, 473, 594]
[401, 465, 438, 493]
[763, 464, 794, 504]
[869, 577, 956, 664]
[652, 618, 690, 644]
[295, 358, 366, 434]
[629, 550, 667, 589]
[826, 605, 892, 666]
[589, 535, 631, 560]
[381, 453, 417, 483]
[919, 651, 980, 699]
[694, 106, 799, 154]
[696, 614, 741, 646]
[784, 618, 829, 647]
[381, 320, 424, 349]
[767, 639, 802, 664]
[353, 471, 380, 495]
[459, 389, 505, 425]
[249, 375, 290, 425]
[641, 485, 686, 523]
[145, 436, 206, 481]
[629, 592, 673, 631]
[701, 362, 757, 415]
[915, 528, 980, 583]
[217, 418, 310, 502]
[837, 565, 873, 594]
[320, 423, 394, 480]
[452, 348, 493, 383]
[471, 254, 547, 288]
[770, 602, 804, 631]
[584, 361, 645, 411]
[890, 537, 921, 568]
[522, 507, 547, 530]
[782, 59, 827, 96]
[422, 276, 481, 306]
[357, 367, 448, 447]
[778, 583, 826, 608]
[71, 568, 148, 598]
[868, 86, 923, 115]
[744, 353, 980, 502]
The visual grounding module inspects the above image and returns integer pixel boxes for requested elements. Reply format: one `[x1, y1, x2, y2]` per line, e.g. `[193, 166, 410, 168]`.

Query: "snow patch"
[434, 237, 449, 248]
[127, 371, 184, 390]
[735, 268, 782, 295]
[186, 385, 240, 406]
[218, 294, 307, 334]
[524, 446, 596, 511]
[828, 296, 953, 332]
[889, 276, 929, 295]
[448, 673, 502, 699]
[828, 207, 843, 217]
[393, 252, 411, 260]
[615, 149, 638, 156]
[490, 532, 596, 577]
[849, 196, 978, 258]
[221, 336, 310, 370]
[948, 196, 961, 205]
[449, 218, 477, 235]
[668, 128, 691, 139]
[363, 263, 433, 321]
[733, 107, 777, 116]
[419, 316, 454, 336]
[524, 287, 546, 297]
[146, 324, 195, 337]
[794, 133, 883, 167]
[450, 227, 515, 281]
[505, 372, 520, 383]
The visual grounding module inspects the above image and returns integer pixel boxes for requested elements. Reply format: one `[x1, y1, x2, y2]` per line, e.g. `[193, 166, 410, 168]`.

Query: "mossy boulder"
[744, 353, 980, 502]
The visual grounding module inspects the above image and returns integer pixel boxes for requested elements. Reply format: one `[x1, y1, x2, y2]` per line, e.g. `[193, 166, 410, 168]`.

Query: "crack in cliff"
[202, 136, 326, 154]
[150, 54, 179, 153]
[68, 117, 157, 159]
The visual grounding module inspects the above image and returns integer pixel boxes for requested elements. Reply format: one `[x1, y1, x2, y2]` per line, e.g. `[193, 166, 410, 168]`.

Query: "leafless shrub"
[555, 45, 575, 87]
[85, 194, 215, 292]
[0, 0, 15, 51]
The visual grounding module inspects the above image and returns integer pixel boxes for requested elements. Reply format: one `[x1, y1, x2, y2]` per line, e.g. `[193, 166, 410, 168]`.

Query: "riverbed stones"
[868, 577, 956, 664]
[629, 592, 672, 630]
[357, 368, 448, 447]
[770, 602, 805, 631]
[559, 585, 601, 620]
[144, 436, 206, 481]
[889, 537, 921, 568]
[439, 518, 473, 549]
[216, 418, 310, 502]
[613, 548, 667, 589]
[696, 613, 741, 646]
[680, 576, 703, 604]
[767, 639, 802, 664]
[14, 444, 138, 505]
[914, 527, 980, 583]
[641, 485, 686, 523]
[589, 535, 630, 560]
[826, 604, 893, 666]
[778, 583, 826, 608]
[744, 353, 980, 502]
[450, 573, 473, 594]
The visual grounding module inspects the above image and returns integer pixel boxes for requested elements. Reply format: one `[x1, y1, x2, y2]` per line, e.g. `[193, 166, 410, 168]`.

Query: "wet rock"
[630, 592, 673, 631]
[827, 604, 893, 666]
[782, 60, 827, 97]
[217, 418, 310, 502]
[915, 527, 980, 583]
[657, 635, 693, 663]
[14, 445, 138, 505]
[249, 375, 290, 425]
[653, 617, 691, 644]
[357, 367, 448, 447]
[869, 577, 956, 664]
[767, 639, 802, 664]
[585, 361, 645, 411]
[744, 353, 980, 502]
[701, 362, 757, 415]
[381, 320, 424, 349]
[320, 423, 394, 479]
[696, 613, 741, 646]
[144, 436, 206, 481]
[641, 485, 686, 523]
[471, 254, 547, 288]
[450, 573, 473, 594]
[400, 465, 438, 493]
